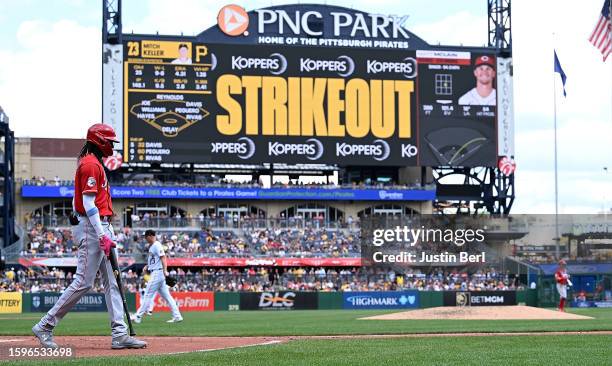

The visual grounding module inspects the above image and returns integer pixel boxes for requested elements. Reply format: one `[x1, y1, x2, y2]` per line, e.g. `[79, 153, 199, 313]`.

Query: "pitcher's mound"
[361, 306, 593, 320]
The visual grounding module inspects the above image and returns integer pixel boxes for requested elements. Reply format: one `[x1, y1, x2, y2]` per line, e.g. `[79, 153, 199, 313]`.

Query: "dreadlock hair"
[78, 141, 104, 165]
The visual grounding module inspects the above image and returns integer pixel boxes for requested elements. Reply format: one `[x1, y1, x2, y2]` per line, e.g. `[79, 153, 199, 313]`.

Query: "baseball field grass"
[0, 309, 611, 365]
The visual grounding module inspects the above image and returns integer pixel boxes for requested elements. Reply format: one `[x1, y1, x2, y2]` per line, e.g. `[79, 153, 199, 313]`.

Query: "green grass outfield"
[2, 308, 612, 336]
[1, 309, 611, 365]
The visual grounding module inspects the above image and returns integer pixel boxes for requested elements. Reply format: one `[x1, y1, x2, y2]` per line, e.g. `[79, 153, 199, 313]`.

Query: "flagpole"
[553, 44, 560, 260]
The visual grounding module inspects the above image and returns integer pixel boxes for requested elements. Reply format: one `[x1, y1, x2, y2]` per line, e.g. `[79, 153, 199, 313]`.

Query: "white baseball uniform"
[134, 241, 181, 319]
[458, 88, 497, 106]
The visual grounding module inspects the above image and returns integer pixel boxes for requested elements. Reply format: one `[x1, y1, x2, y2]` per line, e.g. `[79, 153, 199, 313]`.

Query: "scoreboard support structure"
[102, 0, 122, 45]
[433, 0, 515, 215]
[433, 167, 514, 214]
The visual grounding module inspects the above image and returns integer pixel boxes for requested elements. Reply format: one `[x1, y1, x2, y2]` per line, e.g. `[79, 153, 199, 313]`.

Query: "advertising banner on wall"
[0, 292, 22, 313]
[240, 291, 318, 310]
[443, 291, 517, 306]
[21, 184, 436, 202]
[342, 291, 419, 309]
[136, 292, 214, 312]
[30, 293, 107, 312]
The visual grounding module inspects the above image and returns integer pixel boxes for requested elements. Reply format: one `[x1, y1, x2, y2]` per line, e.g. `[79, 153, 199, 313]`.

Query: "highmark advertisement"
[343, 291, 419, 309]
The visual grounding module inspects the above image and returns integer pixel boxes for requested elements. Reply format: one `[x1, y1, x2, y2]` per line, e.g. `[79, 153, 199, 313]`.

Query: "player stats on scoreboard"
[416, 50, 497, 167]
[123, 39, 213, 163]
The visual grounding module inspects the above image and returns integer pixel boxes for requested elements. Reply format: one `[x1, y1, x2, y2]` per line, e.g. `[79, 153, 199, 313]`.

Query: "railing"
[2, 224, 25, 262]
[131, 217, 354, 230]
[26, 216, 72, 229]
[26, 216, 359, 230]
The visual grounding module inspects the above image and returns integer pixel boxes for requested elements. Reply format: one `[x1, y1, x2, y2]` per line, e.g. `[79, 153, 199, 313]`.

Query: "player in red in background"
[32, 124, 146, 350]
[555, 259, 572, 312]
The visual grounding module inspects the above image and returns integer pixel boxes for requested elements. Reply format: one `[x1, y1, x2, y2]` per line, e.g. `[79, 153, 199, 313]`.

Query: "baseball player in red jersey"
[32, 124, 146, 349]
[555, 259, 572, 312]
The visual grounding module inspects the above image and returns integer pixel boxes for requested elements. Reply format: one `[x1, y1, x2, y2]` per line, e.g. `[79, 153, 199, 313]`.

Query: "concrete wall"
[31, 157, 76, 181]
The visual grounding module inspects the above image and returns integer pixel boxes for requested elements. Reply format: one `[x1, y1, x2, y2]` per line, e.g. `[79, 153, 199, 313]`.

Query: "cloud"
[0, 20, 100, 138]
[513, 170, 611, 214]
[410, 11, 487, 47]
[515, 117, 612, 172]
[512, 0, 612, 118]
[124, 0, 218, 36]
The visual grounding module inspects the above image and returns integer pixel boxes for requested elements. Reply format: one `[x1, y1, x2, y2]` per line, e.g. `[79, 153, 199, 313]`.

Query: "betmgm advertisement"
[117, 4, 502, 167]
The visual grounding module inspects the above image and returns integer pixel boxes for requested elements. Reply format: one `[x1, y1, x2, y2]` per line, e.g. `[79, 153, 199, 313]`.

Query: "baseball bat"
[109, 248, 136, 336]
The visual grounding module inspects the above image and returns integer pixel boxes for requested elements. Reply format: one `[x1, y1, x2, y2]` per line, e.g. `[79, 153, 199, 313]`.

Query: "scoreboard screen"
[122, 41, 498, 166]
[416, 51, 497, 166]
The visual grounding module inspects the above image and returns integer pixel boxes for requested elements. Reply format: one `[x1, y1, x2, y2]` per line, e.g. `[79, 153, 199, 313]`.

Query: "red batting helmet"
[87, 123, 119, 157]
[558, 259, 567, 266]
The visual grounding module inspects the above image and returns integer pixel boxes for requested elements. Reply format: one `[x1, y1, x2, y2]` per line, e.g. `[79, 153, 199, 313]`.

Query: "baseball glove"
[165, 276, 177, 287]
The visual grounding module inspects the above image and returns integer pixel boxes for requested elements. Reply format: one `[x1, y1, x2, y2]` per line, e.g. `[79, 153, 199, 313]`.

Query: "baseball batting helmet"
[87, 123, 119, 157]
[559, 259, 567, 265]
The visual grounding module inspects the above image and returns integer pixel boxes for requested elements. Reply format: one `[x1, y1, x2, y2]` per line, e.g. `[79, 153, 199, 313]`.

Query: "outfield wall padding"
[419, 291, 444, 308]
[22, 293, 31, 313]
[126, 292, 136, 312]
[215, 292, 240, 311]
[318, 292, 343, 309]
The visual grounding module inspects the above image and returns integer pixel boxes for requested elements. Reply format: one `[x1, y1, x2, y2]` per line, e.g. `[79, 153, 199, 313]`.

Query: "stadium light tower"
[488, 0, 512, 53]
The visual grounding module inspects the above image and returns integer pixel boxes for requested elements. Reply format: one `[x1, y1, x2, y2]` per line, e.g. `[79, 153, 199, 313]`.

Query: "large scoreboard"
[104, 4, 514, 167]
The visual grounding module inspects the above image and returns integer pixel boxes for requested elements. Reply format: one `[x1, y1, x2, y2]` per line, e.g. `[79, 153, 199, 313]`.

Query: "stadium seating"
[2, 266, 521, 293]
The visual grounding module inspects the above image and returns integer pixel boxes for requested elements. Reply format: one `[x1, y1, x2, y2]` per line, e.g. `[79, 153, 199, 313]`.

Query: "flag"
[589, 0, 611, 61]
[554, 51, 567, 97]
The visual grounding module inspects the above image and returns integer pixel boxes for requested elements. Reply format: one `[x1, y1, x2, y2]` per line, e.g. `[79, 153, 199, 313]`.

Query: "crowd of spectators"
[245, 227, 360, 257]
[21, 176, 71, 187]
[511, 252, 612, 265]
[1, 266, 523, 293]
[24, 223, 134, 257]
[144, 229, 248, 257]
[24, 220, 360, 258]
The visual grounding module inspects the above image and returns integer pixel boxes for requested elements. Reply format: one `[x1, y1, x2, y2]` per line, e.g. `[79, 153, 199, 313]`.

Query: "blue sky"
[0, 0, 610, 214]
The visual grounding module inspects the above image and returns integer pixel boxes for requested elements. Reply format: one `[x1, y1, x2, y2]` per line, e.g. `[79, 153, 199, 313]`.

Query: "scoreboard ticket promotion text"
[118, 4, 505, 167]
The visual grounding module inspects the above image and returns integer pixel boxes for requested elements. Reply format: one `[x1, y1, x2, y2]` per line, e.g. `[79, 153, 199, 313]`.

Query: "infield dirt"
[360, 306, 594, 320]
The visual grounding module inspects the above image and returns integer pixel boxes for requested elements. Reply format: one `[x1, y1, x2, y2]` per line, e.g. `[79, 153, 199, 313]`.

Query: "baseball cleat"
[130, 314, 142, 324]
[146, 311, 153, 316]
[32, 324, 58, 349]
[166, 317, 183, 323]
[111, 335, 147, 349]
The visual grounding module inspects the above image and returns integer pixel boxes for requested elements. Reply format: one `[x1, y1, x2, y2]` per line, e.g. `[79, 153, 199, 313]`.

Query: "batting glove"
[99, 235, 116, 257]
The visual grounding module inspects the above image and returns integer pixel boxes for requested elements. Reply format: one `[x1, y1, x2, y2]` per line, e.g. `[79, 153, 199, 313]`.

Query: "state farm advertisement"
[136, 292, 214, 312]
